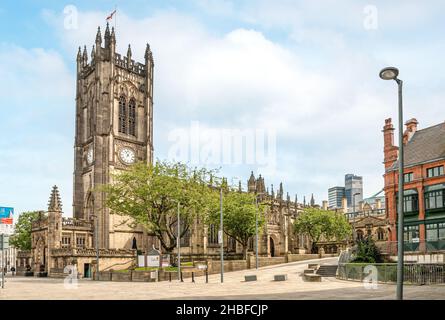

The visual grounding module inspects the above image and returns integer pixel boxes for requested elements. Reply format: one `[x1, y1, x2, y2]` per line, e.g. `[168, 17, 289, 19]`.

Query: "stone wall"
[287, 253, 336, 262]
[248, 256, 286, 267]
[90, 253, 340, 282]
[206, 259, 248, 274]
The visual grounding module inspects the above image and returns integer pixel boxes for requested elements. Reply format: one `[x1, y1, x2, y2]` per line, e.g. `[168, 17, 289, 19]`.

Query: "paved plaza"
[1, 257, 445, 300]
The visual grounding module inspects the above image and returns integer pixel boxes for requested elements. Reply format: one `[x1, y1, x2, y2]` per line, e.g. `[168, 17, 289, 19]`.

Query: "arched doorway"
[269, 237, 275, 257]
[34, 237, 46, 272]
[132, 237, 138, 250]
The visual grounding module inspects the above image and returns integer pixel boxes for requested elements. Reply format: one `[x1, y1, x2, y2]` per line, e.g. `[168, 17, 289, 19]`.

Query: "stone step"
[316, 265, 338, 277]
[303, 273, 322, 282]
[303, 269, 315, 274]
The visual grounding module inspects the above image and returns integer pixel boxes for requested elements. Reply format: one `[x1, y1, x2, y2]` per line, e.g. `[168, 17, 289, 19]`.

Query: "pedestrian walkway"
[1, 257, 444, 300]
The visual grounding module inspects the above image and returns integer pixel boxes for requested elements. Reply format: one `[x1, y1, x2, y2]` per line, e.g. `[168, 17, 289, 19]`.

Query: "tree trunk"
[242, 245, 248, 260]
[311, 242, 317, 254]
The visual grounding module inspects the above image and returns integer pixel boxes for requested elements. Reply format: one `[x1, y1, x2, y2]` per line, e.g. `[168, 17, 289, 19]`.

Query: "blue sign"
[0, 207, 13, 219]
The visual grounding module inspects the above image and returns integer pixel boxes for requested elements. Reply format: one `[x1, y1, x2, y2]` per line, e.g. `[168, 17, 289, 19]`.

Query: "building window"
[180, 227, 191, 247]
[208, 224, 219, 245]
[356, 230, 364, 241]
[118, 95, 127, 134]
[377, 228, 385, 241]
[426, 223, 445, 241]
[396, 190, 419, 213]
[128, 98, 136, 137]
[61, 235, 71, 247]
[403, 225, 419, 242]
[425, 190, 444, 210]
[228, 236, 236, 252]
[76, 235, 86, 248]
[404, 172, 414, 183]
[404, 194, 419, 212]
[427, 166, 444, 178]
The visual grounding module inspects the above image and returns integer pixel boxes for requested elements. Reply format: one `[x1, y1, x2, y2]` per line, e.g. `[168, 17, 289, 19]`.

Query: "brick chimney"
[403, 118, 418, 144]
[383, 118, 399, 170]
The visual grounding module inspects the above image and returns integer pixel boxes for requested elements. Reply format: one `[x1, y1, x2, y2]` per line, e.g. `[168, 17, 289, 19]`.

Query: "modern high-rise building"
[345, 174, 363, 208]
[328, 186, 345, 209]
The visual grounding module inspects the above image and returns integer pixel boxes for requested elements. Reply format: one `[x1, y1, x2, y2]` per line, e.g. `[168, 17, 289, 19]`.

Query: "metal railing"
[337, 263, 445, 285]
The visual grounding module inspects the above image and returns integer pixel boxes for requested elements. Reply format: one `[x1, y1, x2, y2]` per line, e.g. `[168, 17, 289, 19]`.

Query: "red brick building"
[383, 118, 445, 252]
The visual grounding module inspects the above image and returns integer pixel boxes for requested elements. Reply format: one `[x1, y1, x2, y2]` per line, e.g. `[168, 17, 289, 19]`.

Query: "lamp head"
[379, 67, 399, 80]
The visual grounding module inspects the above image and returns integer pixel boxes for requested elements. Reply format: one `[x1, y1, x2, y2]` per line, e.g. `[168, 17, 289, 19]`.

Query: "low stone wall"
[287, 253, 337, 262]
[248, 256, 285, 268]
[207, 259, 248, 274]
[91, 253, 339, 282]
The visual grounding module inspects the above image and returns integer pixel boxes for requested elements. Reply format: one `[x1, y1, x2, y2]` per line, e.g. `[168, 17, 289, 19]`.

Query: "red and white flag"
[106, 10, 116, 21]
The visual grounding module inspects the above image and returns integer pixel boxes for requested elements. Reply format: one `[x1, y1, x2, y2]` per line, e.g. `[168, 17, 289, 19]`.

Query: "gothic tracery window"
[119, 95, 127, 134]
[118, 95, 137, 136]
[208, 224, 219, 245]
[128, 98, 136, 136]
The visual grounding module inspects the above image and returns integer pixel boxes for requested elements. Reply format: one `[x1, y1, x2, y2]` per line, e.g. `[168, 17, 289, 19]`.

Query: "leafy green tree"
[293, 208, 352, 253]
[10, 211, 42, 250]
[208, 188, 265, 259]
[352, 236, 383, 263]
[102, 160, 217, 253]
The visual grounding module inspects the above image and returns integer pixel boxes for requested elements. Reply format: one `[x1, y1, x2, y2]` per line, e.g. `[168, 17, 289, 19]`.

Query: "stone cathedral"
[72, 23, 154, 250]
[17, 25, 329, 278]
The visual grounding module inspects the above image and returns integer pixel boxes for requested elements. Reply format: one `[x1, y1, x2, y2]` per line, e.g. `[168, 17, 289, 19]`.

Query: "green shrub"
[351, 236, 383, 263]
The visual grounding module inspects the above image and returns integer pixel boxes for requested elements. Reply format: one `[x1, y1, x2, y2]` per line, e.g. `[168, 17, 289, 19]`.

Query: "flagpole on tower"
[114, 5, 117, 31]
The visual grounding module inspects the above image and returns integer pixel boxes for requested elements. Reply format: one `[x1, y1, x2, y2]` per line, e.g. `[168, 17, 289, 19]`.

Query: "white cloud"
[0, 44, 74, 216]
[29, 4, 445, 208]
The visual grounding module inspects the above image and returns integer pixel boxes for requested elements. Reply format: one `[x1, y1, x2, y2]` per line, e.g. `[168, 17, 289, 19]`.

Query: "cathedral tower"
[73, 24, 154, 249]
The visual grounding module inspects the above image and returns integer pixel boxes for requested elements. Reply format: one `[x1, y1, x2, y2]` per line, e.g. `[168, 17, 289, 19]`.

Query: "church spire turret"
[278, 182, 283, 200]
[145, 43, 152, 61]
[82, 45, 88, 66]
[248, 171, 256, 193]
[77, 46, 82, 62]
[95, 26, 102, 47]
[91, 45, 95, 63]
[310, 193, 315, 207]
[127, 44, 132, 60]
[104, 22, 111, 48]
[48, 185, 62, 212]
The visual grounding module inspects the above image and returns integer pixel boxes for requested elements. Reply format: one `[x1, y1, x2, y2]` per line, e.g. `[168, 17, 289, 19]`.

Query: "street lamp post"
[380, 66, 404, 300]
[177, 201, 181, 282]
[255, 195, 259, 270]
[220, 187, 224, 283]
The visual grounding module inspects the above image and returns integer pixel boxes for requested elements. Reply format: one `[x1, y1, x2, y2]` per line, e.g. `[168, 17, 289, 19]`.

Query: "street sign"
[218, 230, 223, 244]
[0, 218, 13, 225]
[0, 207, 13, 219]
[0, 234, 9, 250]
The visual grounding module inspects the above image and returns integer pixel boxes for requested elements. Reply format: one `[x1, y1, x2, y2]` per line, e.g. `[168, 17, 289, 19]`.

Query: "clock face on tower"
[119, 147, 136, 165]
[86, 146, 94, 165]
